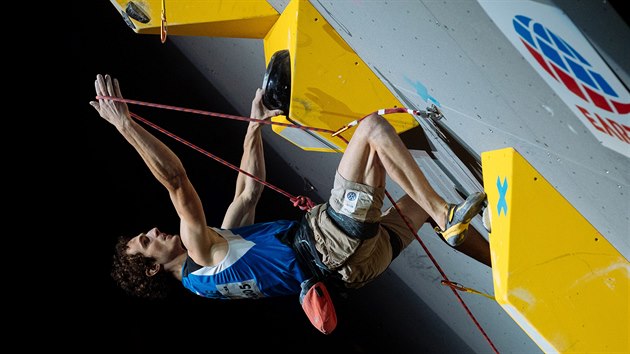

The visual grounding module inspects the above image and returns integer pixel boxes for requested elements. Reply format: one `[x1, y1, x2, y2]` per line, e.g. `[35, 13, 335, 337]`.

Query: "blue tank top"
[181, 220, 307, 299]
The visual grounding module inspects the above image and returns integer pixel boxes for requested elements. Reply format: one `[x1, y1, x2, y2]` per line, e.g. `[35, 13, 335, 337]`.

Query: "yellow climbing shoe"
[435, 192, 486, 247]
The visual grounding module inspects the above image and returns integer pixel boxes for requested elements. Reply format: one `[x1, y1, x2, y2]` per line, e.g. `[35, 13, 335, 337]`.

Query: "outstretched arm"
[221, 89, 282, 229]
[89, 74, 210, 257]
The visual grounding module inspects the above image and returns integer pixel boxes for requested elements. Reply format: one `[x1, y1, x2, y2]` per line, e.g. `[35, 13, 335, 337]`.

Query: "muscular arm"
[90, 74, 210, 259]
[221, 89, 282, 229]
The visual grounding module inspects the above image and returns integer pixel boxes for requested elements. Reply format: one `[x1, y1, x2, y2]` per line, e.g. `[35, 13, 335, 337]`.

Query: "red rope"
[129, 112, 314, 211]
[95, 96, 349, 145]
[385, 190, 499, 354]
[97, 95, 497, 351]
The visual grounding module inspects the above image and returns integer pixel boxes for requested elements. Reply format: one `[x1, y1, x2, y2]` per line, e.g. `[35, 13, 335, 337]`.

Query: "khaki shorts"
[306, 172, 415, 288]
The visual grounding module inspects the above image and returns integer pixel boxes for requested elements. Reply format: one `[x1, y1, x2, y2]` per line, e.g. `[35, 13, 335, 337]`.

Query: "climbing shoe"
[435, 192, 486, 247]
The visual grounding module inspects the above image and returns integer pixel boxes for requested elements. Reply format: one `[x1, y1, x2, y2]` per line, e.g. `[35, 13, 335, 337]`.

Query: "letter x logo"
[496, 176, 508, 216]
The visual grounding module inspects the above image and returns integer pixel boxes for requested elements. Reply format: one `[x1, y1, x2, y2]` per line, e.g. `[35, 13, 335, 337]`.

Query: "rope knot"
[290, 195, 315, 211]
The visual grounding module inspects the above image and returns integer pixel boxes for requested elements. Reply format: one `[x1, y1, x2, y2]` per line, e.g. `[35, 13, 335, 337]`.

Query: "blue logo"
[346, 191, 357, 201]
[496, 176, 508, 216]
[512, 15, 629, 114]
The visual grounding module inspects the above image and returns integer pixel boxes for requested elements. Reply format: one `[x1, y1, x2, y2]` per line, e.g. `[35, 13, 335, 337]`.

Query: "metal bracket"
[427, 104, 444, 121]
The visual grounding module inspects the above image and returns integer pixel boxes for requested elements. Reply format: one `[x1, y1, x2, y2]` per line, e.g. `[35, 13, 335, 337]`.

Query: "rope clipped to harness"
[290, 195, 315, 211]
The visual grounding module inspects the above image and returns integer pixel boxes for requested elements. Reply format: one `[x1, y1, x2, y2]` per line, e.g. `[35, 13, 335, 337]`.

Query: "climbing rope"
[95, 96, 350, 144]
[96, 94, 498, 352]
[385, 190, 499, 354]
[331, 106, 441, 137]
[129, 111, 315, 211]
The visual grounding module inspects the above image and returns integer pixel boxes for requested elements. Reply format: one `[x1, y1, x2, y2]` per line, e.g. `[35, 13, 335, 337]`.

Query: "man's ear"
[145, 263, 161, 277]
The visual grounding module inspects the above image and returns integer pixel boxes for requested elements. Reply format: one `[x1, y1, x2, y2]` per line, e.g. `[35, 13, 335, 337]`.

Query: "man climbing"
[91, 73, 488, 306]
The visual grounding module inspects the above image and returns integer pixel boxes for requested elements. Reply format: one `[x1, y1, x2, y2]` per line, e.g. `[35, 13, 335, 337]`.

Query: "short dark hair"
[111, 234, 171, 299]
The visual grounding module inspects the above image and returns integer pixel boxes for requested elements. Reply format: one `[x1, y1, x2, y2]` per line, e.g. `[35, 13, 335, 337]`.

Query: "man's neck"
[164, 251, 188, 281]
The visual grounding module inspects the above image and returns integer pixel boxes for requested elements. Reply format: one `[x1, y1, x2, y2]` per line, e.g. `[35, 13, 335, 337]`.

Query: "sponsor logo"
[510, 14, 629, 154]
[479, 1, 629, 156]
[513, 15, 629, 115]
[496, 176, 508, 216]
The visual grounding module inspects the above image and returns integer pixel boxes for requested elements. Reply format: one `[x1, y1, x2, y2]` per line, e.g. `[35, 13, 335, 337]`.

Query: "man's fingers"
[105, 74, 115, 96]
[95, 75, 105, 98]
[263, 109, 283, 119]
[113, 78, 123, 98]
[254, 88, 265, 101]
[97, 74, 110, 98]
[89, 101, 99, 110]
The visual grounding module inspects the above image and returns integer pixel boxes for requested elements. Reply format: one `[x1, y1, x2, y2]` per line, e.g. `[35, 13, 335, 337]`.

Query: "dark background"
[68, 1, 412, 352]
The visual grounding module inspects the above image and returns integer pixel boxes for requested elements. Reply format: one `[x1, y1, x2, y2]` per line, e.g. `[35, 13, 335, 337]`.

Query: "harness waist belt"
[293, 216, 332, 280]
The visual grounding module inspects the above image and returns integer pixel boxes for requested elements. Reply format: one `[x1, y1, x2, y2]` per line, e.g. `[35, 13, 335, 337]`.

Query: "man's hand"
[250, 88, 283, 124]
[89, 74, 131, 130]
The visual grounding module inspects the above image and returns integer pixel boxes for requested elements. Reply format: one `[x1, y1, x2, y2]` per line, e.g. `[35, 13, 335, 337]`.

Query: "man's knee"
[361, 113, 385, 127]
[356, 113, 394, 140]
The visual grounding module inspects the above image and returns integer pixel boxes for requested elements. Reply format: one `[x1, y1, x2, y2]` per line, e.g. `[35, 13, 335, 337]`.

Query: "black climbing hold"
[262, 49, 291, 115]
[125, 2, 151, 24]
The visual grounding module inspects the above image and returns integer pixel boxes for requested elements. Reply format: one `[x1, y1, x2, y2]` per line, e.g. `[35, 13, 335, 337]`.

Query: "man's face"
[126, 227, 182, 265]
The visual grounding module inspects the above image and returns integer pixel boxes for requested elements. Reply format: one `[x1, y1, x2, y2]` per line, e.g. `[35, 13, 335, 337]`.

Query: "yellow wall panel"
[263, 0, 416, 152]
[482, 147, 629, 353]
[110, 0, 279, 38]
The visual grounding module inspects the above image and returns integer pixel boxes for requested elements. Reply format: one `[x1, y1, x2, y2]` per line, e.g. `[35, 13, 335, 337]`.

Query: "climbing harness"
[95, 94, 498, 353]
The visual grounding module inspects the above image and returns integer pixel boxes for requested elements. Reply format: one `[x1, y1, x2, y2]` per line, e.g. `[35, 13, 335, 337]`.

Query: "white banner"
[479, 0, 630, 157]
